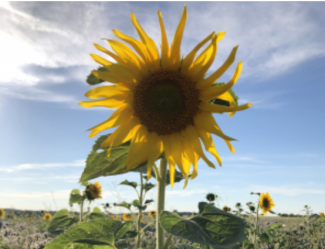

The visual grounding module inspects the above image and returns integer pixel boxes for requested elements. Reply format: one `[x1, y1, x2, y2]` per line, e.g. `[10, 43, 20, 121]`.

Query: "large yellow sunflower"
[79, 4, 252, 189]
[259, 192, 275, 215]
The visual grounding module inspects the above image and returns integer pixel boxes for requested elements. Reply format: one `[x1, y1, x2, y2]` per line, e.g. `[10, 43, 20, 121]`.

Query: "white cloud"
[0, 159, 86, 173]
[248, 184, 325, 196]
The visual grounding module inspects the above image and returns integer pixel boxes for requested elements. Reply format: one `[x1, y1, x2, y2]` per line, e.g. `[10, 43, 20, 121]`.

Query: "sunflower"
[321, 212, 324, 218]
[79, 4, 252, 189]
[259, 192, 275, 215]
[123, 213, 133, 221]
[110, 215, 115, 219]
[116, 216, 121, 221]
[0, 208, 5, 218]
[222, 206, 231, 212]
[43, 213, 52, 221]
[148, 210, 157, 218]
[85, 181, 103, 201]
[206, 193, 216, 202]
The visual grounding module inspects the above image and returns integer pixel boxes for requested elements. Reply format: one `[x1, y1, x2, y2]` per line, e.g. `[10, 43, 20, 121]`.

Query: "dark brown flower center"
[133, 70, 200, 135]
[262, 198, 270, 208]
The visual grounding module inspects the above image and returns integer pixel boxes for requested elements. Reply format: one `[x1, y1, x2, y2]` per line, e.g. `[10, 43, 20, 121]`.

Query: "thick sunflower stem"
[156, 157, 167, 249]
[253, 202, 260, 249]
[136, 173, 144, 248]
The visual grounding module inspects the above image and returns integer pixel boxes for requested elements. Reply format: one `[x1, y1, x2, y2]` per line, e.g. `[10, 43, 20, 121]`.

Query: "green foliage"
[119, 180, 138, 189]
[69, 189, 85, 205]
[175, 244, 200, 249]
[44, 218, 134, 249]
[114, 202, 131, 211]
[47, 209, 79, 236]
[159, 202, 246, 249]
[86, 66, 109, 86]
[132, 199, 147, 211]
[86, 207, 106, 221]
[143, 182, 155, 192]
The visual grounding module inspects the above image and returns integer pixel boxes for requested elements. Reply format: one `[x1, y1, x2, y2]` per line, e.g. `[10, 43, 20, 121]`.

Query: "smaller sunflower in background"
[259, 192, 275, 215]
[148, 210, 157, 218]
[43, 213, 52, 221]
[116, 216, 121, 221]
[222, 206, 231, 212]
[141, 213, 145, 223]
[0, 208, 5, 218]
[321, 212, 325, 218]
[206, 193, 216, 203]
[123, 213, 133, 221]
[85, 181, 103, 201]
[110, 215, 115, 220]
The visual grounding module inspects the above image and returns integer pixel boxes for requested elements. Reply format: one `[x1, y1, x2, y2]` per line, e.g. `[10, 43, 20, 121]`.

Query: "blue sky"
[1, 1, 325, 216]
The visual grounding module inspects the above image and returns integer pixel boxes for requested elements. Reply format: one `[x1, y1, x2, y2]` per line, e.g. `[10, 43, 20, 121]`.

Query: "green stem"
[79, 200, 84, 222]
[156, 157, 167, 249]
[162, 233, 173, 249]
[136, 172, 144, 248]
[254, 202, 260, 249]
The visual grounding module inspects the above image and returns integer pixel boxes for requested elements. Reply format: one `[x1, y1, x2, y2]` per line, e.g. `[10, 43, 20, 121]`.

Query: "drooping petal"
[199, 101, 252, 113]
[185, 125, 216, 169]
[169, 133, 189, 178]
[196, 127, 222, 167]
[87, 105, 134, 138]
[105, 39, 147, 76]
[130, 13, 160, 70]
[199, 61, 242, 101]
[112, 29, 155, 72]
[158, 10, 170, 70]
[169, 4, 187, 71]
[215, 91, 237, 118]
[181, 31, 215, 73]
[84, 85, 132, 99]
[169, 161, 176, 190]
[146, 132, 163, 179]
[79, 94, 132, 109]
[187, 34, 217, 82]
[196, 46, 239, 90]
[194, 111, 237, 141]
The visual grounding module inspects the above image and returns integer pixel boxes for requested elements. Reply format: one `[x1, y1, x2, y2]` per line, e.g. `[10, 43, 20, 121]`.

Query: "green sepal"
[69, 189, 85, 205]
[159, 202, 246, 249]
[46, 209, 79, 236]
[86, 66, 109, 86]
[119, 180, 138, 189]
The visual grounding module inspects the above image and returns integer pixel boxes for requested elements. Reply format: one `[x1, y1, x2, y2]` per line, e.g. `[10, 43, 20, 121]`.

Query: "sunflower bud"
[206, 193, 216, 202]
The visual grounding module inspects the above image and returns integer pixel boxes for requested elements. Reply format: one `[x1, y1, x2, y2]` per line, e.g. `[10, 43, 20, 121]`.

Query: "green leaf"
[46, 209, 79, 235]
[86, 66, 109, 86]
[115, 221, 134, 240]
[87, 207, 106, 221]
[159, 202, 246, 249]
[175, 244, 200, 249]
[120, 180, 137, 189]
[132, 199, 147, 211]
[45, 218, 129, 249]
[69, 189, 85, 205]
[80, 181, 89, 187]
[144, 199, 154, 205]
[258, 232, 270, 243]
[243, 241, 254, 249]
[114, 202, 131, 211]
[143, 183, 155, 192]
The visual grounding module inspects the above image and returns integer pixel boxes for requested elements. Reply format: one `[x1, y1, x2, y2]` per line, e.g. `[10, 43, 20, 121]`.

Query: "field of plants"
[1, 193, 325, 249]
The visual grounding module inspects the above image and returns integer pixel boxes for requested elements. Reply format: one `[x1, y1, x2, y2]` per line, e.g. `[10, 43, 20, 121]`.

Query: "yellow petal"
[146, 132, 163, 180]
[105, 39, 147, 76]
[170, 133, 189, 178]
[169, 4, 187, 71]
[212, 120, 236, 154]
[87, 105, 134, 138]
[91, 70, 120, 84]
[180, 129, 198, 180]
[84, 85, 131, 99]
[185, 125, 215, 169]
[187, 34, 217, 82]
[196, 46, 239, 90]
[112, 29, 154, 72]
[181, 31, 215, 73]
[215, 91, 237, 118]
[199, 101, 252, 113]
[200, 61, 242, 101]
[101, 116, 141, 149]
[194, 111, 237, 141]
[158, 10, 170, 70]
[130, 13, 160, 70]
[79, 94, 131, 109]
[196, 127, 222, 167]
[181, 155, 192, 188]
[169, 161, 177, 190]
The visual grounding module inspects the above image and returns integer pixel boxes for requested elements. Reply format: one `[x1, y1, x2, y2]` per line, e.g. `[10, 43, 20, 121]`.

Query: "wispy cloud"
[0, 159, 85, 173]
[247, 184, 325, 196]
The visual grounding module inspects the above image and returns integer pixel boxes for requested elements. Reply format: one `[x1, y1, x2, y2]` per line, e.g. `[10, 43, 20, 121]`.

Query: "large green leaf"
[69, 189, 85, 205]
[86, 207, 106, 221]
[86, 66, 109, 86]
[47, 209, 79, 235]
[45, 218, 133, 249]
[159, 202, 246, 249]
